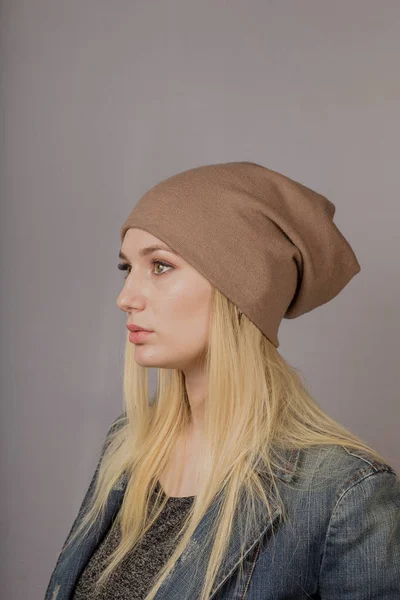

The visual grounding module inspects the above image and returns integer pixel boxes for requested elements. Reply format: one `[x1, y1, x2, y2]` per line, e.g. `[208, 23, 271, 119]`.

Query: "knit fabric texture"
[72, 482, 195, 599]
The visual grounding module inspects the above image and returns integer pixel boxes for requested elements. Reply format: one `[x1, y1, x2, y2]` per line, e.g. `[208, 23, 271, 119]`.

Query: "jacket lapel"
[154, 447, 301, 600]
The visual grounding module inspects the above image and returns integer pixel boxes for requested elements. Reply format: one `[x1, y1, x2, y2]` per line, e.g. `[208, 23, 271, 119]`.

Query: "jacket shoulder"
[296, 443, 397, 496]
[106, 411, 127, 437]
[338, 445, 396, 474]
[318, 449, 400, 597]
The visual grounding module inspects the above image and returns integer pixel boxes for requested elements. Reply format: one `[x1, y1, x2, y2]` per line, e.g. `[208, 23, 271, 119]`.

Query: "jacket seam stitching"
[240, 544, 260, 600]
[318, 468, 392, 584]
[340, 446, 396, 474]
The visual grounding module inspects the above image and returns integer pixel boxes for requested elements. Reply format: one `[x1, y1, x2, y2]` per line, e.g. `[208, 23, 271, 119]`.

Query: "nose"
[116, 281, 146, 314]
[116, 289, 133, 313]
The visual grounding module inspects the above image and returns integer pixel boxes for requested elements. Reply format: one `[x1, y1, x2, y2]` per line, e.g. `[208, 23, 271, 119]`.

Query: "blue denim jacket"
[45, 414, 400, 599]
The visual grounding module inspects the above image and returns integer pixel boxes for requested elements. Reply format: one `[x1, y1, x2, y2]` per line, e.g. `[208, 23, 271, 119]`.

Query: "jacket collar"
[48, 446, 301, 600]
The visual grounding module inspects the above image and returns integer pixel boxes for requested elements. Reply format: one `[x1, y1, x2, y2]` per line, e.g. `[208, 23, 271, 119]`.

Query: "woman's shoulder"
[274, 443, 400, 550]
[279, 449, 400, 597]
[106, 411, 128, 436]
[292, 442, 398, 501]
[299, 442, 396, 470]
[95, 412, 128, 464]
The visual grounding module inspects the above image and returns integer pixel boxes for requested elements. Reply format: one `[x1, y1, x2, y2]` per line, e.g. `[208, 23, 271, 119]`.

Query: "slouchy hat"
[120, 161, 361, 348]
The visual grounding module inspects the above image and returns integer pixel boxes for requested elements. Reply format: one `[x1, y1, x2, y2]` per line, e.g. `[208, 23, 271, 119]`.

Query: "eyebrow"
[118, 244, 181, 262]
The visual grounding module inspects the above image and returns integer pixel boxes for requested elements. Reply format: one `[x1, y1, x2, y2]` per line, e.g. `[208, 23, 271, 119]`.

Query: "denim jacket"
[45, 414, 400, 599]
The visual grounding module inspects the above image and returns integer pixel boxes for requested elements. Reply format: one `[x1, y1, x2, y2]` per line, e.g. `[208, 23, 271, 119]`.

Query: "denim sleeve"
[319, 469, 400, 599]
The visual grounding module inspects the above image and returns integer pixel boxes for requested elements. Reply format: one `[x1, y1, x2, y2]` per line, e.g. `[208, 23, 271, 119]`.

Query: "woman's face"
[116, 228, 213, 370]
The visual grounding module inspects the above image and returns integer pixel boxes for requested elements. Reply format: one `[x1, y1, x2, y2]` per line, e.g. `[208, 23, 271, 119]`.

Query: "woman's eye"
[117, 259, 173, 280]
[151, 259, 173, 276]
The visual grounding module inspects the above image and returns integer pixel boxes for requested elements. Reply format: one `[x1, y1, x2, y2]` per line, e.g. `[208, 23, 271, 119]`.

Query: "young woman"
[45, 162, 400, 599]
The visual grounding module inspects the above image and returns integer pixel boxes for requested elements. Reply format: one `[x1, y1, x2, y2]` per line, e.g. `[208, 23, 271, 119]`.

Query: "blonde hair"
[62, 286, 388, 599]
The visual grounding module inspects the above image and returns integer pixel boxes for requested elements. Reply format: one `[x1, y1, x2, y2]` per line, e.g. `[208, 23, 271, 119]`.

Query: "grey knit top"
[72, 481, 195, 599]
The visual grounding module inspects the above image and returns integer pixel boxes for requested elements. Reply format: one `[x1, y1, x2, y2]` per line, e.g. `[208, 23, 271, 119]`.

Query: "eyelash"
[117, 259, 173, 280]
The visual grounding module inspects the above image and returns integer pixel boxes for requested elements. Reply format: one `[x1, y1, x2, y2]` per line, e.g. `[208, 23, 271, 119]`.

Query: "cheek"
[161, 280, 211, 322]
[164, 306, 209, 339]
[158, 294, 211, 341]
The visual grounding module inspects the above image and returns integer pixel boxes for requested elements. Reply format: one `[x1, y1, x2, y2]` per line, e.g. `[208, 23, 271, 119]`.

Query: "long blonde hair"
[62, 286, 388, 599]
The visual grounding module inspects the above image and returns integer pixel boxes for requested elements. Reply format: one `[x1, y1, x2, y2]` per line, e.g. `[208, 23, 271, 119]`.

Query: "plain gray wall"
[1, 1, 399, 598]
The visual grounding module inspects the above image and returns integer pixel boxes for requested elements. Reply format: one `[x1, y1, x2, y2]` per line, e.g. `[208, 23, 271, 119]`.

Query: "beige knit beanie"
[120, 161, 361, 348]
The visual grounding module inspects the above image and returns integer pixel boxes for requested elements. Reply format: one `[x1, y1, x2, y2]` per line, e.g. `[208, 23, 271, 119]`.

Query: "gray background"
[1, 1, 399, 598]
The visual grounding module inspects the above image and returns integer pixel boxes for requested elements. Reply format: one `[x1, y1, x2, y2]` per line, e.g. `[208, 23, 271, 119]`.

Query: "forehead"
[119, 228, 181, 259]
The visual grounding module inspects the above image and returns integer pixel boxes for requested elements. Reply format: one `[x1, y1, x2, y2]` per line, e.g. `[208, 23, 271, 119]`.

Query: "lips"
[129, 330, 153, 343]
[126, 324, 153, 332]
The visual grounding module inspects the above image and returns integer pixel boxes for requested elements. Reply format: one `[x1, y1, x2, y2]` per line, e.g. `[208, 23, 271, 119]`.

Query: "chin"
[133, 349, 164, 368]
